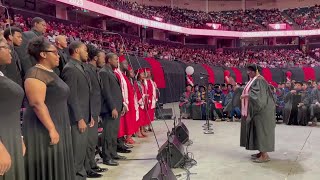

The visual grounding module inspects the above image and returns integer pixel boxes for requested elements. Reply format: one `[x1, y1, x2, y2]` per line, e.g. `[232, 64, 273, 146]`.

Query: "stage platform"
[96, 119, 320, 180]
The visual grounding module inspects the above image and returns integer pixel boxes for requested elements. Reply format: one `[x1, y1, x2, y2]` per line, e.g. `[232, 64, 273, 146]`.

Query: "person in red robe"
[113, 57, 136, 146]
[144, 68, 158, 131]
[135, 68, 148, 137]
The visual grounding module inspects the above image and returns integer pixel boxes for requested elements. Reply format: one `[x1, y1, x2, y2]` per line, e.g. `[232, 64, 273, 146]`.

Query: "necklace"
[35, 64, 54, 72]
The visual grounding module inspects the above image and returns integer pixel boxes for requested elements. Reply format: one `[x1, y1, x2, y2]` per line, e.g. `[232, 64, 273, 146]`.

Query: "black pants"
[71, 124, 88, 180]
[101, 115, 120, 161]
[85, 116, 99, 172]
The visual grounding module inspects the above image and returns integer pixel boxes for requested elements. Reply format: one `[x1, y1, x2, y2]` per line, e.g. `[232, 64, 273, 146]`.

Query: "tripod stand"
[201, 75, 214, 134]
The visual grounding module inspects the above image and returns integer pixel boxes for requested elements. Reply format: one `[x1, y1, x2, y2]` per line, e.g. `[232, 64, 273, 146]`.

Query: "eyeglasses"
[43, 50, 59, 55]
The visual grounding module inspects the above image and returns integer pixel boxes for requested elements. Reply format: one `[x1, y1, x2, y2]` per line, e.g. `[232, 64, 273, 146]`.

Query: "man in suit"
[99, 53, 126, 166]
[0, 27, 23, 87]
[61, 41, 94, 180]
[15, 17, 47, 78]
[83, 44, 107, 177]
[55, 35, 69, 75]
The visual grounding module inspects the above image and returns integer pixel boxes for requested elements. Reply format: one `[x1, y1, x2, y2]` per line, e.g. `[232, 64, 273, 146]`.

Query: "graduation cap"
[135, 68, 145, 74]
[119, 55, 126, 63]
[199, 85, 206, 89]
[247, 64, 262, 73]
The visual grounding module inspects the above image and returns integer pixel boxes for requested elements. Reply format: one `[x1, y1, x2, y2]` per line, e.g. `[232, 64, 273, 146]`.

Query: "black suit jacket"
[62, 58, 92, 125]
[15, 29, 43, 78]
[57, 48, 69, 74]
[85, 63, 102, 117]
[99, 66, 123, 118]
[0, 46, 23, 87]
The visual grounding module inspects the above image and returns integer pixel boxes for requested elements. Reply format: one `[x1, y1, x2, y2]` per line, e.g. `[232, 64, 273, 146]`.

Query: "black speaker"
[156, 108, 173, 119]
[171, 122, 189, 144]
[142, 161, 177, 180]
[157, 135, 185, 168]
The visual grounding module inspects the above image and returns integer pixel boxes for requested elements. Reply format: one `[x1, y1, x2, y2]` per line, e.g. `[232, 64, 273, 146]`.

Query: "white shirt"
[0, 71, 4, 76]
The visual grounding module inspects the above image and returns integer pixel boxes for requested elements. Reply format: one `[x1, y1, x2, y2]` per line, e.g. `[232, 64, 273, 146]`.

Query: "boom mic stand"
[201, 74, 214, 134]
[105, 31, 176, 179]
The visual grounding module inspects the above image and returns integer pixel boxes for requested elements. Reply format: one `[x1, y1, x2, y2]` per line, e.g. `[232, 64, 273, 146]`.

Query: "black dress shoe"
[87, 171, 103, 178]
[92, 166, 108, 173]
[117, 148, 132, 153]
[103, 159, 119, 166]
[124, 144, 134, 149]
[113, 155, 127, 160]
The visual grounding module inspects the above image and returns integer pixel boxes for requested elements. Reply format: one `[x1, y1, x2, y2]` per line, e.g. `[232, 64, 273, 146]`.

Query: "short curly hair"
[28, 36, 52, 61]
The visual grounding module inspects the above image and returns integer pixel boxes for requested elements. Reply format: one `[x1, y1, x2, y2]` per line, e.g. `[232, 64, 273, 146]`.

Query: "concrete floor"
[95, 102, 320, 180]
[96, 119, 320, 180]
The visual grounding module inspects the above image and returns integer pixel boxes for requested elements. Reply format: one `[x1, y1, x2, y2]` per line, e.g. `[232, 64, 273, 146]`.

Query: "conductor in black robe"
[99, 53, 125, 166]
[283, 82, 310, 126]
[61, 41, 94, 180]
[0, 27, 23, 87]
[15, 17, 47, 78]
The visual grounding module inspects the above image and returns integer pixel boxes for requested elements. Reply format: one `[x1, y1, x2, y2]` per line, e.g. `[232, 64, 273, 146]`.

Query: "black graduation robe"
[283, 90, 310, 126]
[239, 77, 276, 152]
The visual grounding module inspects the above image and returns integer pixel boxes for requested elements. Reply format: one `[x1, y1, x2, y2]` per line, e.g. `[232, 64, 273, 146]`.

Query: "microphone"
[200, 72, 209, 76]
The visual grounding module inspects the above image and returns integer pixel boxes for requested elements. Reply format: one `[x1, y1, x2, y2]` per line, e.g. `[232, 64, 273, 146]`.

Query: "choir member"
[309, 81, 320, 127]
[0, 27, 23, 87]
[135, 68, 148, 137]
[179, 84, 193, 119]
[15, 17, 47, 77]
[117, 57, 137, 145]
[61, 41, 92, 179]
[144, 68, 158, 128]
[0, 36, 25, 180]
[283, 82, 310, 126]
[23, 36, 75, 180]
[239, 64, 276, 163]
[128, 66, 140, 132]
[55, 35, 69, 74]
[99, 53, 126, 167]
[83, 44, 106, 178]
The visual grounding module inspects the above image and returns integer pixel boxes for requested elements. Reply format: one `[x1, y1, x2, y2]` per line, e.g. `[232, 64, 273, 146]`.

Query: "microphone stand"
[106, 31, 174, 179]
[201, 75, 214, 134]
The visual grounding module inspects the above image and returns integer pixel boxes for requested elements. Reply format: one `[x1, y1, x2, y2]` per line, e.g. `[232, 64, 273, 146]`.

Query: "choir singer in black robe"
[283, 82, 310, 126]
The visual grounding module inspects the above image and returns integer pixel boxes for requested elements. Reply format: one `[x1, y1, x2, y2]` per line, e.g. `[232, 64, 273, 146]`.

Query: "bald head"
[55, 35, 68, 49]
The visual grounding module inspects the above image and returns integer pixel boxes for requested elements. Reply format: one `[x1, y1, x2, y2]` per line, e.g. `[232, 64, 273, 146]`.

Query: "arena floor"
[95, 103, 320, 180]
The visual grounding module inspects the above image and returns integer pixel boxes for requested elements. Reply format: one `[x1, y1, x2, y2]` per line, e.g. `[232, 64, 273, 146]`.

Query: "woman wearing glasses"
[22, 36, 75, 180]
[0, 37, 25, 179]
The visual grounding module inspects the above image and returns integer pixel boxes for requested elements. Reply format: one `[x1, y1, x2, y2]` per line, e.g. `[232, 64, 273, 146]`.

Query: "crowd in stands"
[285, 5, 320, 30]
[1, 13, 319, 68]
[89, 0, 320, 31]
[246, 9, 290, 27]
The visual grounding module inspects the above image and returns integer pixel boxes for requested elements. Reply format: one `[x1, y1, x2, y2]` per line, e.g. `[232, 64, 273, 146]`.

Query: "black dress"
[22, 67, 75, 180]
[0, 74, 25, 180]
